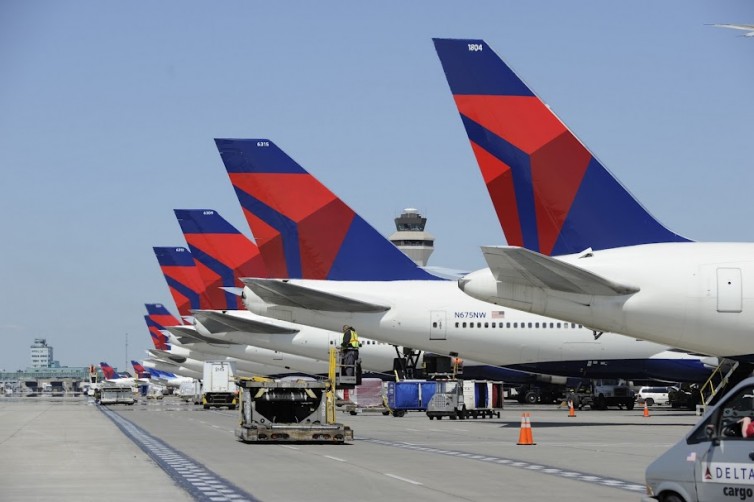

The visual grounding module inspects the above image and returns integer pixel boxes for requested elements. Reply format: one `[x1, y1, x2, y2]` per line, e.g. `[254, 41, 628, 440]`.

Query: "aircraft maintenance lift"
[235, 348, 353, 443]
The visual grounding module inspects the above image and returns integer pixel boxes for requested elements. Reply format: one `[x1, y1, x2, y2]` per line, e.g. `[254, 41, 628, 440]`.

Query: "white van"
[644, 377, 754, 501]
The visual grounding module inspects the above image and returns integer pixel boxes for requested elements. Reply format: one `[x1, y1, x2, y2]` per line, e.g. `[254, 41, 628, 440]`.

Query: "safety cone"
[568, 401, 576, 418]
[517, 412, 536, 445]
[643, 401, 650, 418]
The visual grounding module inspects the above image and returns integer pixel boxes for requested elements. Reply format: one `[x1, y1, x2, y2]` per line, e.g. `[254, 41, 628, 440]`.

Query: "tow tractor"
[235, 348, 355, 443]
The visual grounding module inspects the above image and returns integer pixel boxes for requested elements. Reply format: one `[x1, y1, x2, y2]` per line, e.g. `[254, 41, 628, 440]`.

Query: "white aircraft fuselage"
[241, 279, 706, 373]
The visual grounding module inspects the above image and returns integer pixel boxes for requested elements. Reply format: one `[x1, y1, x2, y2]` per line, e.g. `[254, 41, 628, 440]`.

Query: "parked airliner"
[215, 138, 711, 382]
[433, 37, 754, 361]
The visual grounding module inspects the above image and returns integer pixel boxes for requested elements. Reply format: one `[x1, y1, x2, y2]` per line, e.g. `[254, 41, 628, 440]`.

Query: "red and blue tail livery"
[216, 138, 441, 280]
[433, 38, 688, 256]
[175, 209, 267, 310]
[145, 315, 171, 351]
[131, 360, 150, 379]
[145, 303, 180, 350]
[99, 362, 119, 380]
[153, 246, 211, 317]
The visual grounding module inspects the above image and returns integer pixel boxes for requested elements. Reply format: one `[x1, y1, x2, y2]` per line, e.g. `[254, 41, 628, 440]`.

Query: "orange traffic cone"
[517, 412, 536, 445]
[643, 401, 650, 418]
[568, 401, 576, 418]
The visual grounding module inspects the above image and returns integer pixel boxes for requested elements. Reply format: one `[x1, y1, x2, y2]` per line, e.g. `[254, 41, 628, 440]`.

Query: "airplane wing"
[193, 310, 299, 335]
[242, 278, 390, 313]
[481, 246, 639, 296]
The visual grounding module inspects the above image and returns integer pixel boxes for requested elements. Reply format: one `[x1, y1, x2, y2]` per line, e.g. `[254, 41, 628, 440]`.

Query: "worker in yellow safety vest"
[341, 325, 360, 376]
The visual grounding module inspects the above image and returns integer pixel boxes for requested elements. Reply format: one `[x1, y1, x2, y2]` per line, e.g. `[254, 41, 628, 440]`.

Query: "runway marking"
[324, 455, 346, 462]
[100, 406, 258, 502]
[280, 445, 299, 450]
[361, 438, 645, 494]
[384, 473, 423, 485]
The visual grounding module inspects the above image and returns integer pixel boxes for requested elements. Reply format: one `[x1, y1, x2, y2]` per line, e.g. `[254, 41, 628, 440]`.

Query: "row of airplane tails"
[137, 37, 749, 395]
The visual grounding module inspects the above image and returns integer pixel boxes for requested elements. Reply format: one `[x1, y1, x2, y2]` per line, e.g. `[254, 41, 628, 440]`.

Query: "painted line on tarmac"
[100, 406, 258, 502]
[385, 473, 423, 485]
[360, 438, 645, 494]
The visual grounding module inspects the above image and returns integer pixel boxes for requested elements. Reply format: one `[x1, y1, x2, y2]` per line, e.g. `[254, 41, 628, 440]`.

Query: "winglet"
[215, 138, 442, 281]
[433, 38, 689, 255]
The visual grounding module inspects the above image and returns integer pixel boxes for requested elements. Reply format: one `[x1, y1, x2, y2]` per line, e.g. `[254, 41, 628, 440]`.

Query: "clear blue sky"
[0, 1, 751, 371]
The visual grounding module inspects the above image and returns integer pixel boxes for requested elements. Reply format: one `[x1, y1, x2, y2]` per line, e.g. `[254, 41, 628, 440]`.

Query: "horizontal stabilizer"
[165, 326, 233, 345]
[481, 246, 639, 296]
[242, 278, 389, 313]
[147, 349, 186, 364]
[193, 310, 299, 335]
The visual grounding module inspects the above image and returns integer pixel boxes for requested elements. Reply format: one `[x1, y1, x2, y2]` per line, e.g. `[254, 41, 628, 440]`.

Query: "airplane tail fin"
[99, 362, 117, 380]
[433, 38, 689, 255]
[145, 303, 179, 351]
[174, 209, 267, 310]
[145, 316, 171, 351]
[215, 138, 441, 280]
[153, 246, 212, 317]
[131, 360, 150, 379]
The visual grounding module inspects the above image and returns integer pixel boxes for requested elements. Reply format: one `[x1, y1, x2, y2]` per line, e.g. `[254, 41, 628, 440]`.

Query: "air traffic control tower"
[389, 208, 434, 267]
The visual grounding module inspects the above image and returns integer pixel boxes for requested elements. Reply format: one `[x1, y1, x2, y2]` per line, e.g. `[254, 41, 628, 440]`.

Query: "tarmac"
[0, 396, 702, 501]
[0, 397, 192, 501]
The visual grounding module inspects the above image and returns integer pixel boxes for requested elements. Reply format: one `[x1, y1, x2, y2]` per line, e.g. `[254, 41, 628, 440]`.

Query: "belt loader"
[235, 348, 353, 443]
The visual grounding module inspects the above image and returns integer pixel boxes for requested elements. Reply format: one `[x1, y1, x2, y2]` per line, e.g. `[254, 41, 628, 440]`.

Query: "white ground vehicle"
[178, 379, 202, 404]
[202, 361, 238, 409]
[644, 377, 754, 501]
[636, 386, 671, 406]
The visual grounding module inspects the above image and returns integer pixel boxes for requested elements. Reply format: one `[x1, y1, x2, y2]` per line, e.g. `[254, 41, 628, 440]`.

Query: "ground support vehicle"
[669, 383, 702, 411]
[427, 380, 504, 420]
[514, 383, 567, 404]
[568, 379, 635, 410]
[644, 376, 754, 502]
[98, 385, 135, 405]
[235, 377, 353, 443]
[178, 379, 202, 404]
[202, 361, 238, 410]
[385, 380, 437, 417]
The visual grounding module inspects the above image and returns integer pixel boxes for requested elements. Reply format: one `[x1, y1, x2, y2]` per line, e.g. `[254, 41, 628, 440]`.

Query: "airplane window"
[477, 322, 482, 328]
[557, 322, 561, 328]
[513, 323, 518, 328]
[462, 322, 467, 328]
[506, 322, 510, 328]
[579, 324, 583, 328]
[432, 322, 438, 328]
[535, 322, 540, 328]
[470, 323, 474, 328]
[550, 323, 554, 328]
[528, 323, 533, 328]
[491, 322, 496, 328]
[455, 322, 459, 328]
[484, 322, 489, 328]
